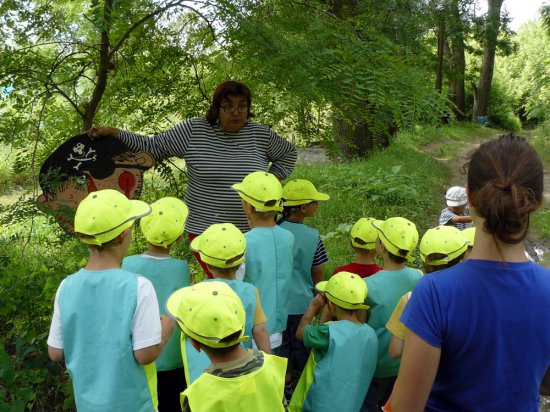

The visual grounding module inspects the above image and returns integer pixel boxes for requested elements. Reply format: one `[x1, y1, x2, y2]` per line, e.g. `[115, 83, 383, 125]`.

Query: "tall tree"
[472, 0, 504, 120]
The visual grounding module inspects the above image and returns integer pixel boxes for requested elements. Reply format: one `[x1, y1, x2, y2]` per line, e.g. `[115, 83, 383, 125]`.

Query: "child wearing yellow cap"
[333, 217, 382, 278]
[166, 281, 288, 411]
[122, 197, 190, 412]
[362, 217, 422, 412]
[387, 226, 469, 359]
[232, 171, 295, 354]
[190, 223, 270, 354]
[288, 272, 378, 412]
[47, 189, 174, 411]
[277, 178, 330, 391]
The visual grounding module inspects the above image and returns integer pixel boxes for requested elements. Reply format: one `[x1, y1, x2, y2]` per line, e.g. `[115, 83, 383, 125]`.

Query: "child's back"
[244, 225, 294, 334]
[291, 272, 378, 412]
[122, 253, 190, 370]
[47, 190, 173, 411]
[121, 197, 190, 411]
[56, 268, 158, 411]
[279, 220, 320, 313]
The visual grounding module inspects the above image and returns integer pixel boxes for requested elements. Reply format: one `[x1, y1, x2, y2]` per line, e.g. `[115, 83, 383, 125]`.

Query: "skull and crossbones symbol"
[67, 143, 97, 170]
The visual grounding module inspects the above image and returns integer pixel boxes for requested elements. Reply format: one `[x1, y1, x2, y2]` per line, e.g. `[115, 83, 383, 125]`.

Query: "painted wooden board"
[38, 134, 154, 232]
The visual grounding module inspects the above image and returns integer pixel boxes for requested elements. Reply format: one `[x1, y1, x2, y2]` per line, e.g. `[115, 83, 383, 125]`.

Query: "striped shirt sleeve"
[312, 236, 329, 267]
[266, 129, 297, 179]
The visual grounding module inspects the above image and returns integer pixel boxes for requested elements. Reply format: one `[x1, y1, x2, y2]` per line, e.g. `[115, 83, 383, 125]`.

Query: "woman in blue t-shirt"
[391, 134, 550, 412]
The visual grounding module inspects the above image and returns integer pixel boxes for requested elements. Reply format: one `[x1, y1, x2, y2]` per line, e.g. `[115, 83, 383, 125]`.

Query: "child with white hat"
[47, 189, 174, 411]
[439, 186, 473, 230]
[333, 217, 382, 278]
[122, 197, 190, 411]
[362, 217, 422, 412]
[232, 171, 295, 354]
[167, 281, 287, 411]
[289, 272, 378, 412]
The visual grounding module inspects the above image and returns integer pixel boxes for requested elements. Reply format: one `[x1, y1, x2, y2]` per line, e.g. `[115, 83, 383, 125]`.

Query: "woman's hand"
[86, 125, 118, 140]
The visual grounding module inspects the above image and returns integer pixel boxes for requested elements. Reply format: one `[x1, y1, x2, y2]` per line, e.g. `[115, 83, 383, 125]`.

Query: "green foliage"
[293, 137, 449, 274]
[494, 21, 550, 125]
[0, 227, 83, 410]
[486, 80, 521, 131]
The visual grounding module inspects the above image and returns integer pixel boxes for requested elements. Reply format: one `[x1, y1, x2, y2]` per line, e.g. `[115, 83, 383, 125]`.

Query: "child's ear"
[300, 204, 308, 213]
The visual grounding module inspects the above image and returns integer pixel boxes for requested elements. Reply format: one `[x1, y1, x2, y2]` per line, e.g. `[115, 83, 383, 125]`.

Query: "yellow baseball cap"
[140, 197, 188, 247]
[166, 282, 249, 348]
[350, 217, 378, 250]
[74, 189, 151, 246]
[372, 217, 418, 262]
[231, 171, 283, 212]
[316, 271, 369, 310]
[420, 226, 469, 265]
[462, 227, 476, 247]
[282, 179, 330, 206]
[190, 223, 246, 268]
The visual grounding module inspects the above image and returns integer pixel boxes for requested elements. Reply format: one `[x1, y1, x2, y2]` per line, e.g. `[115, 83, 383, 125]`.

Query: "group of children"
[47, 171, 476, 412]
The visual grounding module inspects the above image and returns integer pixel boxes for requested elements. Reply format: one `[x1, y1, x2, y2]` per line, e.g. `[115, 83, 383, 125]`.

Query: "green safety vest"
[181, 352, 287, 412]
[289, 321, 378, 412]
[181, 278, 257, 384]
[244, 226, 294, 333]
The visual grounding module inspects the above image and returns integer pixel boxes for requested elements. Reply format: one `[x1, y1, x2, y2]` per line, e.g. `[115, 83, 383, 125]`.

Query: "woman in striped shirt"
[88, 81, 297, 276]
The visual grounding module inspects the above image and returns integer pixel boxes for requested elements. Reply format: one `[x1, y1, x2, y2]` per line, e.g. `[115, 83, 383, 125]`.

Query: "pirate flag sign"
[38, 134, 154, 232]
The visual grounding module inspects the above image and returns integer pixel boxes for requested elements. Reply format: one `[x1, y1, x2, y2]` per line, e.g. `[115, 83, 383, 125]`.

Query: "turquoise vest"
[244, 226, 294, 333]
[290, 321, 378, 412]
[278, 221, 318, 315]
[122, 254, 190, 371]
[365, 267, 422, 377]
[59, 269, 154, 412]
[182, 278, 257, 384]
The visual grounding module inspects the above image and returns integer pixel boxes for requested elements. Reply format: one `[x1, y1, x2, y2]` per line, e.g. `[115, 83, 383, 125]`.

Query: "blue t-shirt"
[402, 259, 550, 412]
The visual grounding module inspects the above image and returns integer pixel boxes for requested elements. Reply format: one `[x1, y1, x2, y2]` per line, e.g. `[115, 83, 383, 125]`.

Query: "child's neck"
[287, 212, 305, 224]
[208, 345, 249, 365]
[381, 256, 406, 271]
[248, 214, 276, 228]
[213, 273, 237, 281]
[85, 249, 123, 270]
[146, 244, 171, 256]
[335, 310, 362, 324]
[354, 252, 376, 265]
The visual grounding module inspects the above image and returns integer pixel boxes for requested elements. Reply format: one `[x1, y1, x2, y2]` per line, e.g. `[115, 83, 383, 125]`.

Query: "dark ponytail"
[467, 134, 542, 244]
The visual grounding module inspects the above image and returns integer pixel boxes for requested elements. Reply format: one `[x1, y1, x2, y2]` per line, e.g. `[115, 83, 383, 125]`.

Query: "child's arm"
[296, 293, 327, 341]
[252, 323, 271, 354]
[252, 288, 271, 354]
[132, 278, 174, 365]
[451, 215, 472, 223]
[389, 335, 405, 358]
[48, 346, 64, 362]
[311, 265, 325, 286]
[134, 315, 174, 365]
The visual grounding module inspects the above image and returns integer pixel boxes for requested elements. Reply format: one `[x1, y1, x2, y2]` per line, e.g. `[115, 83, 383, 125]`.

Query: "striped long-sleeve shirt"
[119, 117, 297, 234]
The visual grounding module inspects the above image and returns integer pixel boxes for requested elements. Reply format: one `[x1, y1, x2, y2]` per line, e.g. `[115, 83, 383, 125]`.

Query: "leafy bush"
[486, 81, 521, 132]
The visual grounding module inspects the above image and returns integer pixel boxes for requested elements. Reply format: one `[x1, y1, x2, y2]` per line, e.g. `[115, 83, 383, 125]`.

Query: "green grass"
[293, 134, 450, 275]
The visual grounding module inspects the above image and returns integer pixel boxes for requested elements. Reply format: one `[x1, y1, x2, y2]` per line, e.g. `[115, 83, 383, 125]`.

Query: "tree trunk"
[472, 0, 504, 121]
[448, 0, 466, 118]
[329, 0, 383, 159]
[82, 0, 114, 131]
[435, 10, 445, 94]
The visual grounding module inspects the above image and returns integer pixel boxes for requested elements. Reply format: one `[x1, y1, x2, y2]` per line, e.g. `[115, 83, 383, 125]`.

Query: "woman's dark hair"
[467, 134, 543, 244]
[206, 81, 253, 125]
